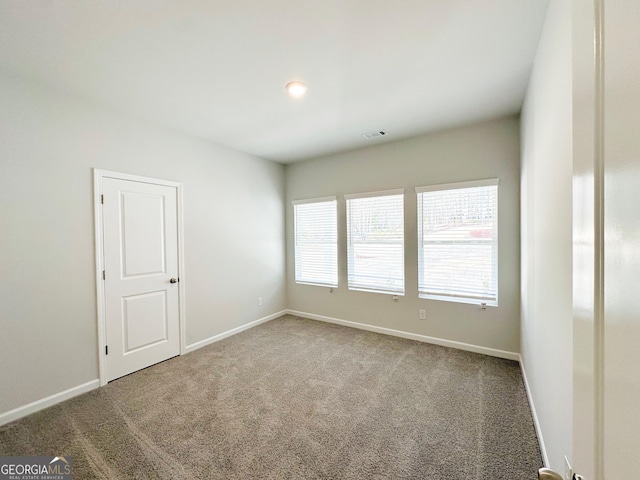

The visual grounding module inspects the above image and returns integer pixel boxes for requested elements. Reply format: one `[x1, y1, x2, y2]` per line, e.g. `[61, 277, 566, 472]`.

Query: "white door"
[101, 177, 181, 382]
[599, 0, 640, 478]
[571, 1, 640, 479]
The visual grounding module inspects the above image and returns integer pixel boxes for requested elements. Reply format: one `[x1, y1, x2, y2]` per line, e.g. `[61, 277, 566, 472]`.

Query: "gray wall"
[286, 117, 521, 354]
[0, 71, 286, 415]
[520, 0, 572, 471]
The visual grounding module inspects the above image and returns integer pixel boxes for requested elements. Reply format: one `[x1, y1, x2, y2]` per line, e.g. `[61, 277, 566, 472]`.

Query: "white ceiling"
[0, 0, 549, 163]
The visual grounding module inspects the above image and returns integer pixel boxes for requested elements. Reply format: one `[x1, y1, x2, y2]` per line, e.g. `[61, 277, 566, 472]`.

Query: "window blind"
[293, 197, 338, 287]
[346, 190, 404, 295]
[416, 179, 498, 305]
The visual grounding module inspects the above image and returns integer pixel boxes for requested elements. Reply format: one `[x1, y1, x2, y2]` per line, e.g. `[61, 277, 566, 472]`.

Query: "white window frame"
[416, 179, 498, 306]
[293, 196, 338, 288]
[345, 189, 405, 296]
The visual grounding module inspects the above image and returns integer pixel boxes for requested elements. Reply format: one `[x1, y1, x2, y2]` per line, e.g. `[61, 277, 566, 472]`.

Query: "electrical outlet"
[258, 297, 263, 307]
[419, 309, 426, 320]
[564, 456, 572, 480]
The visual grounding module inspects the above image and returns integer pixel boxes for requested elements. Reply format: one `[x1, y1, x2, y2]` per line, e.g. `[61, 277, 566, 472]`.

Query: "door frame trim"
[93, 169, 186, 386]
[593, 0, 605, 475]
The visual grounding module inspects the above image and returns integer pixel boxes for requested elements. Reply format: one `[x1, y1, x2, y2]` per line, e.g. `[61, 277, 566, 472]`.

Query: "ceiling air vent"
[361, 130, 387, 140]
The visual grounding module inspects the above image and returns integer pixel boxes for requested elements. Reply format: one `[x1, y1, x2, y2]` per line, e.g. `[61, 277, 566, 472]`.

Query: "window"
[293, 197, 338, 287]
[345, 190, 404, 295]
[416, 179, 498, 305]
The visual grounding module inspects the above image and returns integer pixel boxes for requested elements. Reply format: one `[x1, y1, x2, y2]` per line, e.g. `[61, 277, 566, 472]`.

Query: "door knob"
[538, 468, 563, 480]
[170, 278, 179, 284]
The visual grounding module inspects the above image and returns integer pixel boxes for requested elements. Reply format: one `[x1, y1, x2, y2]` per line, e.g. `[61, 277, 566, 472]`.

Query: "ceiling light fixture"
[286, 81, 307, 97]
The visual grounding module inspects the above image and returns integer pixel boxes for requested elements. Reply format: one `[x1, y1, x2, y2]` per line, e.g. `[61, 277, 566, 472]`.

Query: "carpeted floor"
[0, 315, 542, 479]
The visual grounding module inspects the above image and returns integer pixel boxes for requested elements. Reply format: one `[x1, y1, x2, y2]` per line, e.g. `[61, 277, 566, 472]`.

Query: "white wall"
[0, 71, 286, 416]
[286, 117, 521, 354]
[520, 0, 572, 471]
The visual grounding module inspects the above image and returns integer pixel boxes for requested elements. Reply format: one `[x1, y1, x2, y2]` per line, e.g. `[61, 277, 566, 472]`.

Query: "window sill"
[296, 281, 338, 289]
[348, 287, 405, 297]
[419, 293, 497, 307]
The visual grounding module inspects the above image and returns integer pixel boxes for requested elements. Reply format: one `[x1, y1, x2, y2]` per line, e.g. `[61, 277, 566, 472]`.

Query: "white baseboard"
[0, 379, 100, 427]
[519, 355, 549, 467]
[0, 311, 287, 427]
[286, 309, 519, 361]
[0, 310, 520, 432]
[184, 309, 287, 354]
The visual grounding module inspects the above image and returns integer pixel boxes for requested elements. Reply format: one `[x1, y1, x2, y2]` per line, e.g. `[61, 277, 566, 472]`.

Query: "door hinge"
[105, 345, 108, 355]
[103, 270, 106, 280]
[101, 194, 104, 204]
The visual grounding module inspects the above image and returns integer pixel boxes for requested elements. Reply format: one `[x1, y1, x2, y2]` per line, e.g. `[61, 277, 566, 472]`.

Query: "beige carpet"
[0, 315, 542, 479]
